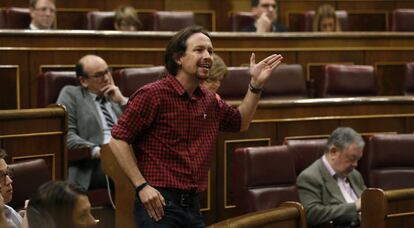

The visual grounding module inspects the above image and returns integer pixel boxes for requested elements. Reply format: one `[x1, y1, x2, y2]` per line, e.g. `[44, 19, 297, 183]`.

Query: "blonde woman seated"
[201, 54, 228, 94]
[114, 6, 143, 31]
[313, 4, 341, 32]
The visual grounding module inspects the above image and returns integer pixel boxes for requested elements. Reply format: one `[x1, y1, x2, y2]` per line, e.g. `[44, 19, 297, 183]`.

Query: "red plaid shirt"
[112, 74, 241, 191]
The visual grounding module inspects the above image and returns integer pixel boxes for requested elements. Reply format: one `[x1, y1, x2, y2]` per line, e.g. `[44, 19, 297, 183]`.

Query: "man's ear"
[79, 76, 88, 88]
[29, 8, 36, 19]
[174, 53, 183, 66]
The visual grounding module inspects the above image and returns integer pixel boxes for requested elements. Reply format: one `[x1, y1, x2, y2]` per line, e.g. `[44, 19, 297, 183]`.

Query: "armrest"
[68, 147, 91, 162]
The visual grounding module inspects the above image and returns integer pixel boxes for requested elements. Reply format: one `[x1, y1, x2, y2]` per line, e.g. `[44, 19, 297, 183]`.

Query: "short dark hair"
[30, 0, 55, 8]
[251, 0, 277, 7]
[0, 148, 7, 160]
[27, 181, 87, 228]
[164, 26, 210, 76]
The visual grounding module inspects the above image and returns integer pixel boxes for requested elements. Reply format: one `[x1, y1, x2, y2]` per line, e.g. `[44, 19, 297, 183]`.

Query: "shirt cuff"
[91, 146, 101, 159]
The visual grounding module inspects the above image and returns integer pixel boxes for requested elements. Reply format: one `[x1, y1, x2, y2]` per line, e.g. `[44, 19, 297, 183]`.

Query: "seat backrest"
[0, 9, 6, 28]
[9, 159, 51, 210]
[37, 71, 77, 108]
[217, 66, 251, 100]
[232, 145, 299, 216]
[228, 11, 255, 31]
[112, 66, 166, 97]
[365, 134, 414, 189]
[262, 64, 308, 99]
[152, 11, 195, 31]
[304, 10, 349, 31]
[391, 9, 414, 31]
[86, 11, 115, 30]
[285, 138, 328, 176]
[321, 64, 378, 97]
[5, 7, 31, 29]
[208, 202, 307, 228]
[403, 62, 414, 95]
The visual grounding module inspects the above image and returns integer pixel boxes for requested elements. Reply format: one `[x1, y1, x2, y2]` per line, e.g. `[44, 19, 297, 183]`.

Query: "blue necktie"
[97, 97, 114, 128]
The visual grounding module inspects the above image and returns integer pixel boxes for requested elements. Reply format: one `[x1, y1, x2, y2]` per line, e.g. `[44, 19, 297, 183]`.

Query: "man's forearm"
[237, 88, 261, 131]
[109, 138, 146, 188]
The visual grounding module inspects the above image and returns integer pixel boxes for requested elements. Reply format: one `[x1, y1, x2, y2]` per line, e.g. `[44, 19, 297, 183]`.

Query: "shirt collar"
[29, 23, 39, 30]
[166, 74, 204, 100]
[322, 154, 337, 177]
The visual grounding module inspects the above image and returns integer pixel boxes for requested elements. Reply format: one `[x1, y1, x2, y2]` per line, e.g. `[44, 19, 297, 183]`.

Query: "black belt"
[156, 187, 198, 208]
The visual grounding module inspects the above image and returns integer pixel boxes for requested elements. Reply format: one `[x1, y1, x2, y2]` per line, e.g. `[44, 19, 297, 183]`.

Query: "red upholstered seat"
[320, 64, 378, 97]
[9, 159, 51, 210]
[403, 62, 414, 95]
[86, 11, 115, 30]
[232, 145, 299, 216]
[112, 66, 166, 97]
[285, 138, 327, 176]
[152, 11, 195, 31]
[37, 71, 77, 108]
[216, 66, 250, 100]
[228, 11, 255, 31]
[263, 64, 308, 99]
[391, 9, 414, 31]
[218, 64, 308, 100]
[364, 134, 414, 190]
[4, 7, 31, 29]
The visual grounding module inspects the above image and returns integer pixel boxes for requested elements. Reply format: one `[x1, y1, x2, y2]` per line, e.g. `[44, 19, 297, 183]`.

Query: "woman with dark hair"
[24, 181, 97, 228]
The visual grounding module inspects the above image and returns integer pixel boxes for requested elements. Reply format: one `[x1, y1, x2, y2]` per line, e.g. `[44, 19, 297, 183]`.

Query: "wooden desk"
[362, 188, 414, 228]
[0, 105, 67, 180]
[1, 30, 414, 109]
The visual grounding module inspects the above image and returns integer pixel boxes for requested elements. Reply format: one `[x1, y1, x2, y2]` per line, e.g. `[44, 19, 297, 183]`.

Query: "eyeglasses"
[34, 7, 56, 14]
[259, 3, 277, 9]
[86, 68, 112, 79]
[0, 168, 13, 184]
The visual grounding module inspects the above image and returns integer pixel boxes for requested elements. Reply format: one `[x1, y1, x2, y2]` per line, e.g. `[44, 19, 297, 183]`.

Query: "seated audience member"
[29, 0, 56, 30]
[114, 5, 142, 31]
[242, 0, 288, 33]
[297, 127, 366, 227]
[0, 194, 13, 228]
[201, 53, 228, 93]
[0, 148, 22, 228]
[56, 55, 127, 190]
[312, 4, 341, 32]
[24, 181, 97, 228]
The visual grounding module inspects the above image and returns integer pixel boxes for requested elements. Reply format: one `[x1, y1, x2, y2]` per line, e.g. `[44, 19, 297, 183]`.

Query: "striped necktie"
[97, 96, 115, 128]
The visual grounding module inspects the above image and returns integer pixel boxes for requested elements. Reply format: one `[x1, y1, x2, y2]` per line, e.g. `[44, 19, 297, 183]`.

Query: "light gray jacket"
[297, 158, 366, 228]
[57, 85, 123, 189]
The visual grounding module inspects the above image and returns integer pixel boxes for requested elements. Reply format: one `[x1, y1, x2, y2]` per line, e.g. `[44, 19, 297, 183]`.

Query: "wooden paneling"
[0, 66, 19, 110]
[1, 31, 414, 108]
[0, 106, 67, 181]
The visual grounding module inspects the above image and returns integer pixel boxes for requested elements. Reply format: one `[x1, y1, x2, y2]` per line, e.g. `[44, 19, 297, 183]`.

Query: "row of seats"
[2, 7, 414, 31]
[230, 8, 414, 31]
[231, 133, 414, 216]
[0, 7, 195, 31]
[37, 62, 414, 108]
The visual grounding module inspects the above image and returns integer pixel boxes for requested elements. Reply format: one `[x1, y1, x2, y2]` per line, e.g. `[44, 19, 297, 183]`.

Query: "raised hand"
[249, 53, 283, 87]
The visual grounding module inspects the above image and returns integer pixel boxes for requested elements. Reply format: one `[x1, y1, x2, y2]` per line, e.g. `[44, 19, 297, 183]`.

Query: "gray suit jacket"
[297, 158, 366, 228]
[57, 85, 123, 189]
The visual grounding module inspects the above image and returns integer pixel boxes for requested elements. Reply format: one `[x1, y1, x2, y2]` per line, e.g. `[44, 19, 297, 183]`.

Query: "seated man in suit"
[57, 55, 128, 190]
[297, 127, 366, 228]
[0, 148, 22, 228]
[242, 0, 288, 33]
[29, 0, 56, 30]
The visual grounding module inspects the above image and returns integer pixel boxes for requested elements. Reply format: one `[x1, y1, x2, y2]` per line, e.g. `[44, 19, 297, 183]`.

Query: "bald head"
[76, 55, 112, 95]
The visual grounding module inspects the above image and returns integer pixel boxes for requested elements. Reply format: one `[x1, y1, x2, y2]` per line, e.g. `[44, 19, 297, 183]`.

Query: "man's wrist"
[249, 82, 263, 94]
[135, 182, 149, 197]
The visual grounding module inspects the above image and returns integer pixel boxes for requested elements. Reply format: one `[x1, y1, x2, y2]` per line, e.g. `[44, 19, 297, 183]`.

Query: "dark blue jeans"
[134, 187, 206, 228]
